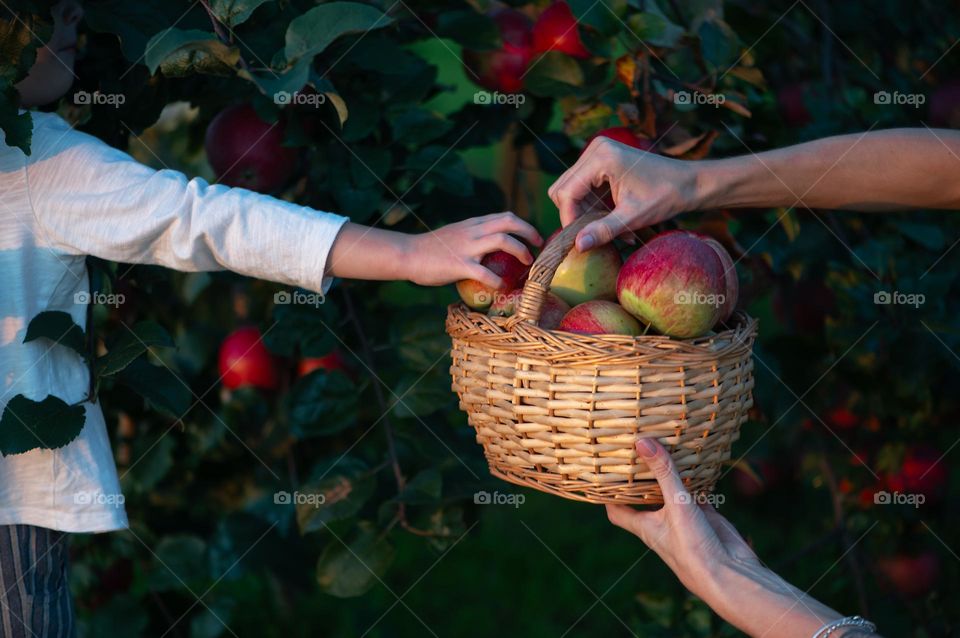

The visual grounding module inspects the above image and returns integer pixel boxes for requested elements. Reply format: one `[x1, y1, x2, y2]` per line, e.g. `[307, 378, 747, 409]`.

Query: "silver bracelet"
[813, 615, 876, 637]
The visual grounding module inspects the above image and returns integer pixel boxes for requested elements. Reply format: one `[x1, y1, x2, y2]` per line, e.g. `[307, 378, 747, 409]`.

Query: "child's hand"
[405, 212, 543, 287]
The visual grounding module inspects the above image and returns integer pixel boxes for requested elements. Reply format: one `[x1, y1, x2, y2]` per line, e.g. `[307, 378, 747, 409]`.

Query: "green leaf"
[144, 28, 240, 76]
[265, 301, 338, 357]
[23, 310, 87, 359]
[405, 146, 473, 195]
[149, 535, 208, 591]
[434, 10, 500, 50]
[625, 4, 683, 48]
[396, 468, 442, 504]
[0, 82, 32, 154]
[297, 456, 376, 534]
[316, 523, 394, 598]
[0, 395, 86, 455]
[83, 0, 185, 63]
[524, 52, 585, 98]
[568, 0, 627, 36]
[284, 2, 393, 64]
[97, 321, 174, 377]
[116, 357, 192, 418]
[698, 18, 740, 70]
[209, 0, 274, 27]
[287, 371, 357, 437]
[895, 221, 945, 251]
[390, 107, 453, 145]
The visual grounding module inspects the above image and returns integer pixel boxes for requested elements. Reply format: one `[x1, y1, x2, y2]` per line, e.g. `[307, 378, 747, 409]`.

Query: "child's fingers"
[479, 233, 534, 265]
[483, 212, 543, 247]
[468, 263, 505, 290]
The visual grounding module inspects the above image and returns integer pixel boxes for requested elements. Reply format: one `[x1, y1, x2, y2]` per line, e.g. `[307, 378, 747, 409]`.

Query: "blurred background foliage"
[2, 0, 959, 636]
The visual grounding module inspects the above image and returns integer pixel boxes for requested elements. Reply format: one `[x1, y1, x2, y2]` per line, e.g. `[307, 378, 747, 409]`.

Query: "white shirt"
[0, 112, 347, 533]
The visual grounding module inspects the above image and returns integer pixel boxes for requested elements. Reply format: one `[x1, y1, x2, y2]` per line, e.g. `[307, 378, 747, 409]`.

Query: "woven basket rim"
[446, 304, 758, 364]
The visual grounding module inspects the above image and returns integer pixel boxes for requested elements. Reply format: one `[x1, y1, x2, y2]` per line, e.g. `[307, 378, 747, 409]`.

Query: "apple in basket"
[488, 289, 571, 329]
[545, 228, 623, 306]
[558, 300, 642, 335]
[456, 251, 530, 311]
[661, 230, 739, 322]
[617, 231, 732, 338]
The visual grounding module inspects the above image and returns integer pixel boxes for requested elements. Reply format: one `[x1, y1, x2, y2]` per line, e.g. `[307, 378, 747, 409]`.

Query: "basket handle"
[511, 210, 606, 326]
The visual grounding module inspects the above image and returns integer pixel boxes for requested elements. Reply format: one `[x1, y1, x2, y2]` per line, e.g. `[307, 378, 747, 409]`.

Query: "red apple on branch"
[218, 326, 280, 390]
[463, 8, 533, 94]
[885, 444, 948, 503]
[297, 350, 350, 379]
[205, 104, 298, 193]
[878, 551, 940, 599]
[532, 1, 591, 59]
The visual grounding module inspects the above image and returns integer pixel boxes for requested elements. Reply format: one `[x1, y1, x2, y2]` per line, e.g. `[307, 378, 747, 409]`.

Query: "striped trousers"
[0, 525, 74, 638]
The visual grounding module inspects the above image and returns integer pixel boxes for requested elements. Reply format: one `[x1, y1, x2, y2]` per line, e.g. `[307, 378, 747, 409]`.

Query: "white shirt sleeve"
[24, 114, 348, 294]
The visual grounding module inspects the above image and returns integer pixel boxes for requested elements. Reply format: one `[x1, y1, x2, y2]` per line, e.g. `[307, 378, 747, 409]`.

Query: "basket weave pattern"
[446, 213, 758, 504]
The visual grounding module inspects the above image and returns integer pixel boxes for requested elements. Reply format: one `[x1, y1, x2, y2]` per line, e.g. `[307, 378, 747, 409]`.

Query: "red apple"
[218, 326, 279, 390]
[929, 80, 960, 128]
[558, 300, 642, 336]
[539, 292, 572, 330]
[825, 406, 858, 430]
[617, 232, 726, 338]
[457, 251, 530, 311]
[661, 230, 738, 322]
[545, 228, 623, 306]
[205, 104, 298, 193]
[777, 83, 811, 127]
[885, 444, 948, 503]
[532, 1, 590, 59]
[463, 8, 533, 93]
[297, 350, 349, 378]
[878, 551, 940, 599]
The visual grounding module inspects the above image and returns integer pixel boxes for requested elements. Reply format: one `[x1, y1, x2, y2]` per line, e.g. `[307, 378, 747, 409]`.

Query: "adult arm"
[549, 128, 960, 251]
[607, 439, 882, 638]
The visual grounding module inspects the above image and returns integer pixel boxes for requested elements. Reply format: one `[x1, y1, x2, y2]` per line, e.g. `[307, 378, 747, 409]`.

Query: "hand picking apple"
[550, 129, 960, 251]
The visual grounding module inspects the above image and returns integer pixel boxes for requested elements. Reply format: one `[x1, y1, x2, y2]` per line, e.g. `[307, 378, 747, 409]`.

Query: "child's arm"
[25, 118, 540, 292]
[327, 214, 541, 289]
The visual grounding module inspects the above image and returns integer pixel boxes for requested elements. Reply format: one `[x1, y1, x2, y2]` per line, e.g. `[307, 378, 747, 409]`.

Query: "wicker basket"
[446, 212, 758, 505]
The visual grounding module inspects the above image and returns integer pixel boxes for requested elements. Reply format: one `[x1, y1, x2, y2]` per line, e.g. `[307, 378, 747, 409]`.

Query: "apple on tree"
[205, 104, 298, 193]
[463, 8, 533, 94]
[877, 551, 941, 599]
[218, 326, 280, 390]
[558, 300, 642, 336]
[532, 1, 591, 59]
